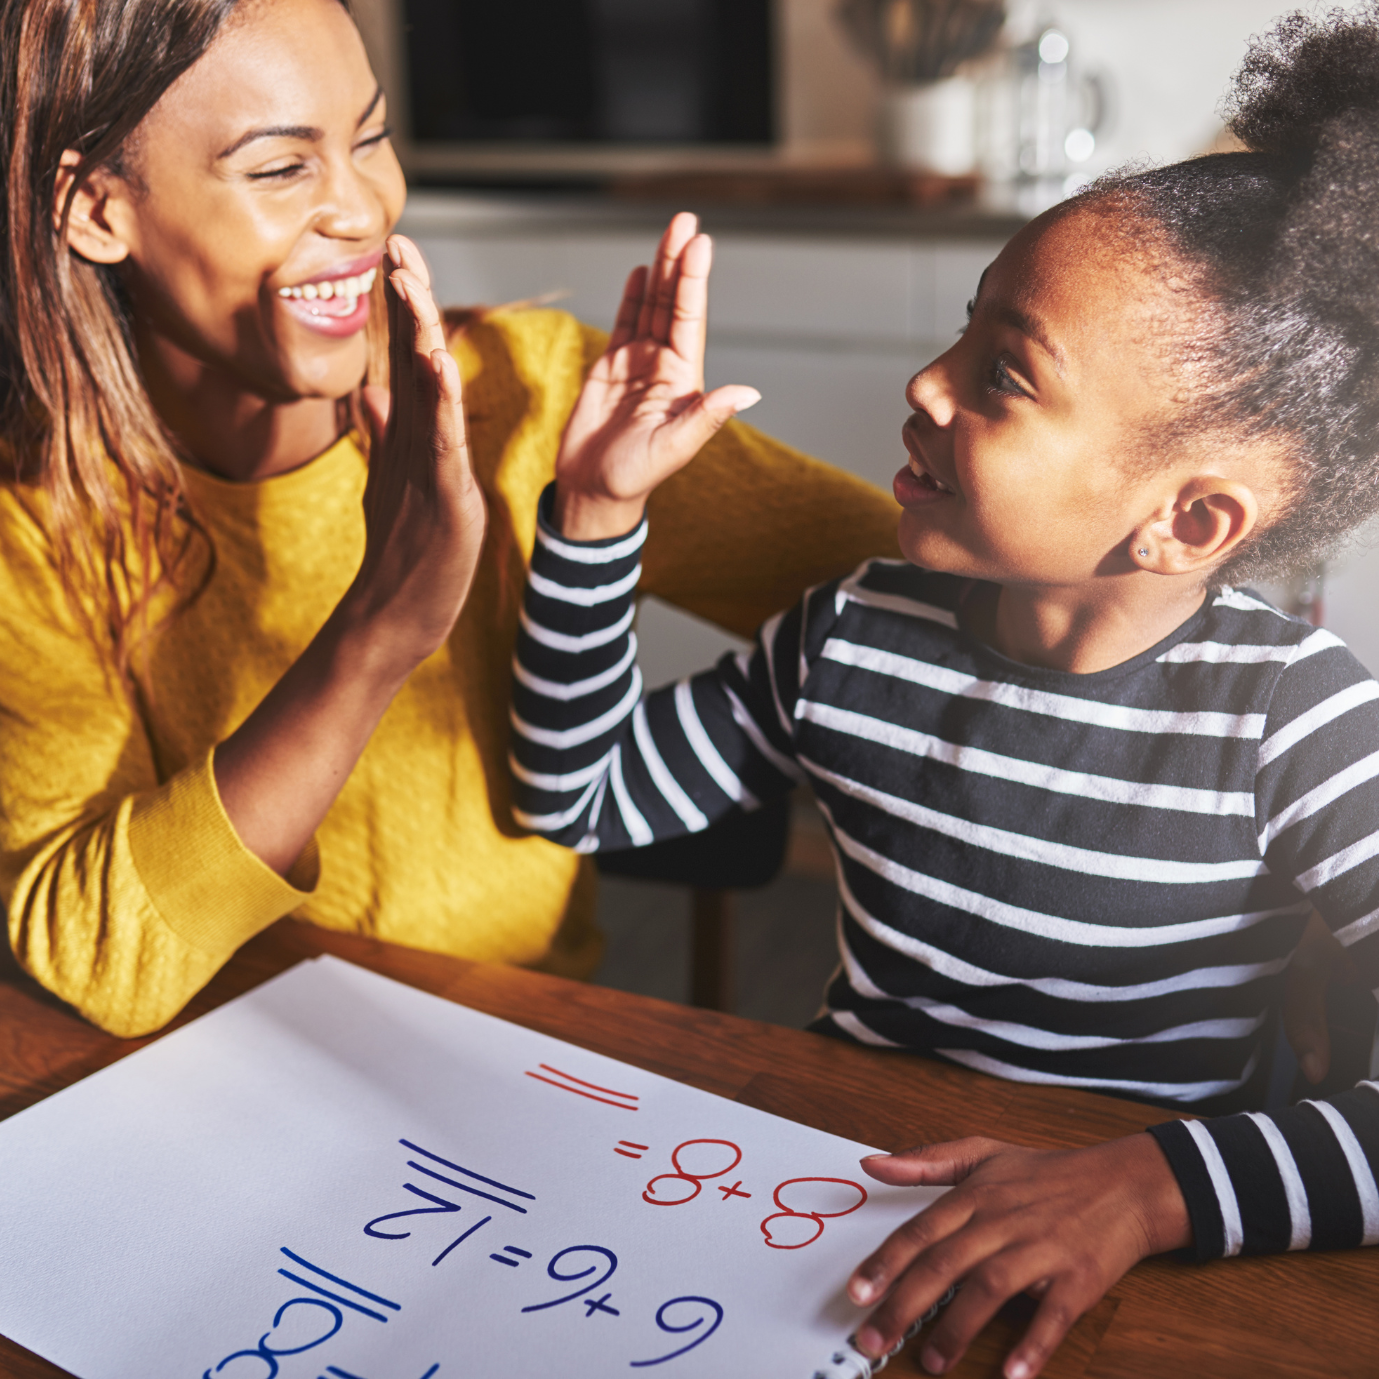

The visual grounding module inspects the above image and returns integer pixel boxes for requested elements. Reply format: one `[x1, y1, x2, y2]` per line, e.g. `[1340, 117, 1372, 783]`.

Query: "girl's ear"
[54, 150, 133, 266]
[1130, 475, 1259, 576]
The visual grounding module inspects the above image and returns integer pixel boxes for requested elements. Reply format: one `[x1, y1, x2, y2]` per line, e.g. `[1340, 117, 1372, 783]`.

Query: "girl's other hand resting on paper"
[848, 1134, 1191, 1378]
[552, 211, 761, 541]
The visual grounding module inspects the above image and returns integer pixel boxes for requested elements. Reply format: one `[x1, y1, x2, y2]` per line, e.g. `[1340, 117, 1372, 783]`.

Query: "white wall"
[782, 0, 1370, 170]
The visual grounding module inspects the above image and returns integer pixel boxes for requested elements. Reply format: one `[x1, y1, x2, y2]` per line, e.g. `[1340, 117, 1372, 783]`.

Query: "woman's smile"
[275, 251, 381, 337]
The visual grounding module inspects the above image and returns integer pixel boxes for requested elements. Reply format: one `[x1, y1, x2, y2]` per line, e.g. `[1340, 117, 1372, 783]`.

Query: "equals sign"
[490, 1246, 533, 1267]
[615, 1141, 649, 1160]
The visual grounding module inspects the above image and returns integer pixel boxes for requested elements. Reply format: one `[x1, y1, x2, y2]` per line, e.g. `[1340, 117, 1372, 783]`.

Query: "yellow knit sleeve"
[572, 322, 902, 637]
[0, 497, 316, 1037]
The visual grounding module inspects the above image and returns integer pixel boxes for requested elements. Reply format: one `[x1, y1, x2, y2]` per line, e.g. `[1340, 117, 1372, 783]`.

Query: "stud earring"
[1137, 547, 1149, 557]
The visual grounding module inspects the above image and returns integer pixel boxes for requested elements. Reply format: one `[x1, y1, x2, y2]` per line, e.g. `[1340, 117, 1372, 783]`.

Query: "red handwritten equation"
[627, 1138, 867, 1250]
[525, 1063, 639, 1111]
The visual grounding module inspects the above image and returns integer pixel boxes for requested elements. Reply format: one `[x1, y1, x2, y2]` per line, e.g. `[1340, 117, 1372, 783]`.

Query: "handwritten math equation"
[202, 1063, 872, 1378]
[637, 1138, 869, 1250]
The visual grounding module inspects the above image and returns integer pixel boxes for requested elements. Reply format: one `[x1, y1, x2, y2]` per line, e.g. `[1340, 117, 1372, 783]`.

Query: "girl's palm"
[554, 214, 759, 532]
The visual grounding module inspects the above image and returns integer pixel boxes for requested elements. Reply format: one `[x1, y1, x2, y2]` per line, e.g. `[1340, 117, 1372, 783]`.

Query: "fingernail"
[860, 1153, 891, 1162]
[849, 1275, 878, 1305]
[921, 1344, 947, 1374]
[855, 1327, 884, 1358]
[735, 388, 762, 413]
[1302, 1053, 1323, 1082]
[1007, 1359, 1032, 1379]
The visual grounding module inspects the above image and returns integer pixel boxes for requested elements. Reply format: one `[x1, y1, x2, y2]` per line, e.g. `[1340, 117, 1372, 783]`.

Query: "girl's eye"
[989, 356, 1032, 399]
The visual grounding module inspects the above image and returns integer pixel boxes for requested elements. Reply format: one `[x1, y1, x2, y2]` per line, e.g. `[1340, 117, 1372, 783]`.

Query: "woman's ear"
[1130, 474, 1259, 575]
[54, 150, 133, 266]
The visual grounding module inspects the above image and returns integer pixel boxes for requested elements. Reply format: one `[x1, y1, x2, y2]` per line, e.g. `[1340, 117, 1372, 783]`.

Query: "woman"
[0, 0, 899, 1036]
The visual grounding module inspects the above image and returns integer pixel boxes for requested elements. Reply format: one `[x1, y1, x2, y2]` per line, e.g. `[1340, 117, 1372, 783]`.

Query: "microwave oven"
[353, 0, 778, 182]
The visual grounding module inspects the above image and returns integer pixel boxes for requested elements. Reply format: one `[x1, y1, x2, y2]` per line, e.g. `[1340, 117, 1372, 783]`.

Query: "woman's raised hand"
[847, 1133, 1192, 1378]
[353, 234, 488, 669]
[553, 212, 761, 540]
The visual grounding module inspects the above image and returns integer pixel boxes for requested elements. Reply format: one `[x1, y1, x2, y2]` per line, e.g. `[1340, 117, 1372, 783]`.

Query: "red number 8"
[759, 1177, 868, 1249]
[642, 1139, 743, 1206]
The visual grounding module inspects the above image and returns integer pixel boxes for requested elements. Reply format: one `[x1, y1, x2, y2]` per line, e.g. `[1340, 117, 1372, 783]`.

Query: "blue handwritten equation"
[201, 1135, 725, 1376]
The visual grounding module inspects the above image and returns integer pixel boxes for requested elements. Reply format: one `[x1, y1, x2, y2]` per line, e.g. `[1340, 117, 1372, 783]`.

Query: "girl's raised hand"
[553, 212, 761, 540]
[353, 234, 488, 670]
[847, 1133, 1192, 1378]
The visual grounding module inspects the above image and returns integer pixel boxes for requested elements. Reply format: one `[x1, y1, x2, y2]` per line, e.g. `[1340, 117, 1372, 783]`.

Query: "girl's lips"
[278, 291, 372, 339]
[894, 462, 954, 507]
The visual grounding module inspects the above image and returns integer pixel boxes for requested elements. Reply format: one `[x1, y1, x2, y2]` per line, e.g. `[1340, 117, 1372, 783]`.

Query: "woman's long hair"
[0, 0, 385, 667]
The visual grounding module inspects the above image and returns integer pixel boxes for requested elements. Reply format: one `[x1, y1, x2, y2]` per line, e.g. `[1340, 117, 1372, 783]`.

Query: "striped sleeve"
[1149, 1080, 1379, 1258]
[1254, 631, 1379, 983]
[509, 486, 808, 852]
[1149, 636, 1379, 1260]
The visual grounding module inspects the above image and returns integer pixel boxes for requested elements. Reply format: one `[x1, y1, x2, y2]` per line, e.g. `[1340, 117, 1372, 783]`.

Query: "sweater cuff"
[127, 747, 319, 958]
[1147, 1119, 1226, 1261]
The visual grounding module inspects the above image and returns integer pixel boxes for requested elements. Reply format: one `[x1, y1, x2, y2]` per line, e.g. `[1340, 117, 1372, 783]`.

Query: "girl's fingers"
[638, 211, 697, 340]
[861, 1138, 1008, 1188]
[914, 1248, 1058, 1375]
[848, 1190, 977, 1310]
[1003, 1280, 1093, 1379]
[608, 265, 649, 353]
[657, 385, 760, 464]
[667, 234, 712, 376]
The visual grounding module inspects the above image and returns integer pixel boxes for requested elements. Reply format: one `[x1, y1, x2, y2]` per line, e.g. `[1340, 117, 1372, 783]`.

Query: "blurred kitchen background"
[352, 1, 1379, 1054]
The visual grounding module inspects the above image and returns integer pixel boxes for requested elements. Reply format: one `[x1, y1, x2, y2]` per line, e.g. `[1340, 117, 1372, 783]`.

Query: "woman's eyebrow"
[216, 87, 384, 160]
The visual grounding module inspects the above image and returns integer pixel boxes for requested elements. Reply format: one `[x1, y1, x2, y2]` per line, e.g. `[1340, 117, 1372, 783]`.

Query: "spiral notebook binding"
[809, 1286, 958, 1378]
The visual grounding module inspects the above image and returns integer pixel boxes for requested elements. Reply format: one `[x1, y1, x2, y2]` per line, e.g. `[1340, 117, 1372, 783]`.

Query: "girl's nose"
[906, 357, 958, 428]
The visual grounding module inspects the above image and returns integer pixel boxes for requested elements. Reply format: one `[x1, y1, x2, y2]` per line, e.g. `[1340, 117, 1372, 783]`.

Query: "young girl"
[510, 8, 1379, 1376]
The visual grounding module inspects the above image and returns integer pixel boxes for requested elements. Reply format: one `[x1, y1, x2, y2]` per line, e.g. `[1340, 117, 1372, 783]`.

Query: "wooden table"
[2, 920, 1375, 1378]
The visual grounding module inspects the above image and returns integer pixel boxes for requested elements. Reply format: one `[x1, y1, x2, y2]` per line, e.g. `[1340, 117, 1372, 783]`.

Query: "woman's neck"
[138, 326, 343, 483]
[969, 578, 1208, 675]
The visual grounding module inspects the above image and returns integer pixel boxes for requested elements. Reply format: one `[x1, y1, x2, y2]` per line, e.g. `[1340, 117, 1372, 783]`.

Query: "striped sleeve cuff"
[127, 747, 318, 960]
[1149, 1081, 1379, 1259]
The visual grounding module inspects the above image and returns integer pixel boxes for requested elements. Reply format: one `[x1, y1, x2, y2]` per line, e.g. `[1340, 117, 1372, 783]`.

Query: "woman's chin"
[280, 333, 372, 401]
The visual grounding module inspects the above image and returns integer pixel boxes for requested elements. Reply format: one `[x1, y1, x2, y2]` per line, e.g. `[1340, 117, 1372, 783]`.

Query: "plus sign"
[717, 1180, 752, 1201]
[583, 1292, 620, 1318]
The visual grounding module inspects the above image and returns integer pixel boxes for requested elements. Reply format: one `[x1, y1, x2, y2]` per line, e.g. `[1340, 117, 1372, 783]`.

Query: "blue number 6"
[630, 1297, 724, 1367]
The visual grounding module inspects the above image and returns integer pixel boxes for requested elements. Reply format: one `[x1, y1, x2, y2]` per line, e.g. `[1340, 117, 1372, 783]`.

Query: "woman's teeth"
[277, 267, 377, 304]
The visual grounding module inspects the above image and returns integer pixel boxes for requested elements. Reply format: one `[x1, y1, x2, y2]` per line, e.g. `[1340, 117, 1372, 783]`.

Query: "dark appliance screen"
[404, 0, 774, 144]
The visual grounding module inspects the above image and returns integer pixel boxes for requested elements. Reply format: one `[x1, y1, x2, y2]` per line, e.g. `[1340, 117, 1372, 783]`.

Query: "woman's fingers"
[387, 232, 432, 292]
[428, 348, 475, 498]
[608, 265, 649, 353]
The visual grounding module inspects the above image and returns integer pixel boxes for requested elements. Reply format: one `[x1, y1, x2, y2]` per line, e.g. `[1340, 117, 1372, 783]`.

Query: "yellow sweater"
[0, 309, 900, 1037]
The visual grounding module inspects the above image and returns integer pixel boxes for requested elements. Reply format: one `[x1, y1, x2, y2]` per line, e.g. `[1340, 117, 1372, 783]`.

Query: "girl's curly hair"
[1079, 3, 1379, 584]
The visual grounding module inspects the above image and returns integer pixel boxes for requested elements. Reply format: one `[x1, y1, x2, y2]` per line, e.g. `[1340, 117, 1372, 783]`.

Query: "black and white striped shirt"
[510, 489, 1379, 1259]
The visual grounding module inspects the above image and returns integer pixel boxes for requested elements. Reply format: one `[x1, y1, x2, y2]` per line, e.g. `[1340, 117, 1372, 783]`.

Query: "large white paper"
[0, 956, 940, 1379]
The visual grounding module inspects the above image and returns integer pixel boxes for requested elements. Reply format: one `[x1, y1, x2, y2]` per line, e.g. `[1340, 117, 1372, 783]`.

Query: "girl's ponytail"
[1084, 3, 1379, 584]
